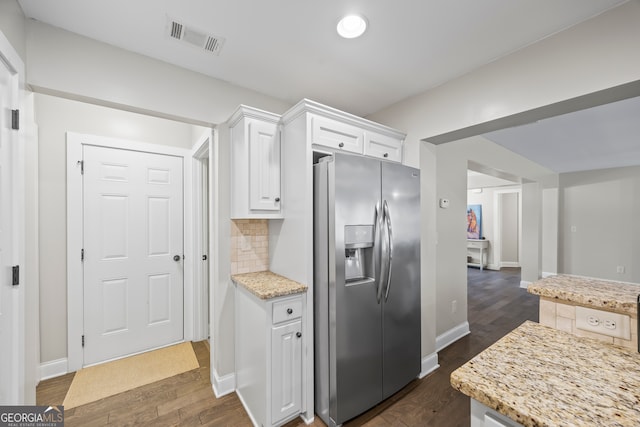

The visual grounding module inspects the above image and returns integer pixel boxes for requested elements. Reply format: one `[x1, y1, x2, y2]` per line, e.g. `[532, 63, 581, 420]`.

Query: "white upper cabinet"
[283, 99, 405, 163]
[229, 105, 282, 219]
[364, 130, 403, 162]
[310, 115, 363, 154]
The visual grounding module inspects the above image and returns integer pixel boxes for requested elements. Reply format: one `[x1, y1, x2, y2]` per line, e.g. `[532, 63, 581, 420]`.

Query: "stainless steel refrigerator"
[314, 152, 421, 427]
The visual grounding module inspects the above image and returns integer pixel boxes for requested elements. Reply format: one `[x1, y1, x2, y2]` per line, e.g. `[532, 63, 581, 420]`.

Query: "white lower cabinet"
[235, 284, 304, 427]
[471, 400, 522, 427]
[271, 321, 302, 423]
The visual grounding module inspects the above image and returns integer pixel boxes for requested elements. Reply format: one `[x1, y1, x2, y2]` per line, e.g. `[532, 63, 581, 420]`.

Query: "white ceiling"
[17, 0, 637, 174]
[483, 95, 640, 173]
[17, 0, 626, 117]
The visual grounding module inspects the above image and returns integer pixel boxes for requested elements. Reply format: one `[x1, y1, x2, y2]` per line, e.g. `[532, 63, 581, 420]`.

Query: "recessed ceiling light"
[336, 14, 368, 39]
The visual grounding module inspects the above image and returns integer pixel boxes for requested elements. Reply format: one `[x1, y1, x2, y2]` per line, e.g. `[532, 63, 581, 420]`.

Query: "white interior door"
[83, 145, 184, 366]
[0, 54, 20, 404]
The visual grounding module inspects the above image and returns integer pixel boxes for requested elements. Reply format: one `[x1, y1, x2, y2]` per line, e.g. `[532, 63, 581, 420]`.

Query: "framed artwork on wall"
[467, 204, 482, 239]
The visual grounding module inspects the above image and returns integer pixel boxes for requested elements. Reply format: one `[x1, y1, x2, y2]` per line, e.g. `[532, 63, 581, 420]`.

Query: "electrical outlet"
[576, 306, 630, 339]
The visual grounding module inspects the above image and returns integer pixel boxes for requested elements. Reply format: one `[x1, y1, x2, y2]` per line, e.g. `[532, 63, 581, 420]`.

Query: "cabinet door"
[271, 320, 302, 424]
[364, 131, 403, 162]
[311, 115, 363, 154]
[249, 120, 281, 211]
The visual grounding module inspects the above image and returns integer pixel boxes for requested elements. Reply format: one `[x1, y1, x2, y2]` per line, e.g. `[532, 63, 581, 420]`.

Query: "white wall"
[368, 2, 640, 344]
[25, 20, 291, 126]
[35, 93, 206, 363]
[0, 0, 26, 63]
[559, 166, 640, 283]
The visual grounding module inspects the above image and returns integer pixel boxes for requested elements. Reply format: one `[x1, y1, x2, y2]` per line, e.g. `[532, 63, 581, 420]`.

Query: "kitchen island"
[451, 321, 640, 427]
[528, 275, 639, 350]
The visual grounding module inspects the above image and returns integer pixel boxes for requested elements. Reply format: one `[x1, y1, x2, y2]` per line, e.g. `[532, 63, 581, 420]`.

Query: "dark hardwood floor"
[37, 267, 538, 426]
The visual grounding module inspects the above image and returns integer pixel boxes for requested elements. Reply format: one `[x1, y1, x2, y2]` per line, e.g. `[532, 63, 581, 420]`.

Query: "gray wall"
[559, 166, 640, 282]
[368, 2, 640, 343]
[501, 193, 519, 263]
[35, 93, 204, 362]
[24, 19, 290, 377]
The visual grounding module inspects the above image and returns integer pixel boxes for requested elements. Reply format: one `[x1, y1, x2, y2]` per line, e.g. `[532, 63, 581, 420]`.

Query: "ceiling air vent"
[167, 18, 225, 56]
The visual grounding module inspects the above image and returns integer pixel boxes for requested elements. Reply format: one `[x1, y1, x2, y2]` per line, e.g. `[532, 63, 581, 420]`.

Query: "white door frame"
[66, 132, 193, 372]
[0, 29, 26, 404]
[191, 130, 213, 341]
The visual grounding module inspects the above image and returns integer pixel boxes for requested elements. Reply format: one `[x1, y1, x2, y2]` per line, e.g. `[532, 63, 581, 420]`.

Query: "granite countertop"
[528, 275, 640, 316]
[451, 321, 640, 427]
[231, 271, 307, 300]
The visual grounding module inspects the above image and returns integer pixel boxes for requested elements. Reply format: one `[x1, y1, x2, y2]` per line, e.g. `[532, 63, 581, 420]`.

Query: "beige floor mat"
[63, 342, 199, 409]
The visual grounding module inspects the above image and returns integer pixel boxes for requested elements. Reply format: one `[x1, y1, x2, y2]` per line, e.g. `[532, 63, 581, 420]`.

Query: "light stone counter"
[231, 270, 307, 300]
[451, 321, 640, 427]
[528, 275, 640, 316]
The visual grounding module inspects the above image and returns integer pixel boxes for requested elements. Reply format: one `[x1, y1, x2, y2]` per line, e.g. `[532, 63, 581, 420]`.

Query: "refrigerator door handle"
[383, 200, 394, 301]
[374, 201, 384, 304]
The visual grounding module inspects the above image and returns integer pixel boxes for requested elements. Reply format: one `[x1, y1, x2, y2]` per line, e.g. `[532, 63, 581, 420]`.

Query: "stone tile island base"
[528, 274, 639, 350]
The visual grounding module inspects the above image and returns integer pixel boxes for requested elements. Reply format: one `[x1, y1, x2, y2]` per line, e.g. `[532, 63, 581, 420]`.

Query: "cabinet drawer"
[311, 115, 363, 154]
[273, 297, 303, 324]
[364, 131, 403, 162]
[468, 240, 488, 249]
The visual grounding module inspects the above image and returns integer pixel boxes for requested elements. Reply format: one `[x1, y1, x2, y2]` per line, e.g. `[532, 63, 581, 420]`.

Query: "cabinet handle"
[296, 332, 302, 338]
[338, 142, 344, 148]
[383, 153, 389, 158]
[287, 308, 293, 314]
[275, 197, 281, 202]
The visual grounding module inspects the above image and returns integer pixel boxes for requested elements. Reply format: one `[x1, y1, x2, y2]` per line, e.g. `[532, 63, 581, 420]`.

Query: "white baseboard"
[39, 358, 68, 381]
[300, 413, 315, 425]
[520, 280, 532, 289]
[211, 369, 235, 398]
[236, 389, 259, 426]
[419, 352, 439, 379]
[500, 262, 520, 268]
[542, 272, 557, 278]
[436, 322, 470, 352]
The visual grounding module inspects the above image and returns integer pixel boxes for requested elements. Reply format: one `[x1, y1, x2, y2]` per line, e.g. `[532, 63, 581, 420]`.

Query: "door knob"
[173, 255, 181, 261]
[275, 197, 281, 202]
[296, 332, 302, 338]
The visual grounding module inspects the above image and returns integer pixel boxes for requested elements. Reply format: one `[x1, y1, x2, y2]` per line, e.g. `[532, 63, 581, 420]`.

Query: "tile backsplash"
[231, 219, 268, 275]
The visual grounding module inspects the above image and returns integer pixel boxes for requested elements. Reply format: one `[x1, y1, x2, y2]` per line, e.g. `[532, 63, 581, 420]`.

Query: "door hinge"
[81, 249, 84, 262]
[77, 160, 84, 175]
[12, 265, 19, 286]
[11, 109, 19, 130]
[82, 335, 85, 347]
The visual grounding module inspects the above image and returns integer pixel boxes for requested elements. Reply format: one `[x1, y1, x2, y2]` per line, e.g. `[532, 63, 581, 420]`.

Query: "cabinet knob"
[338, 142, 344, 148]
[383, 153, 389, 158]
[296, 332, 302, 338]
[275, 197, 281, 202]
[287, 308, 293, 314]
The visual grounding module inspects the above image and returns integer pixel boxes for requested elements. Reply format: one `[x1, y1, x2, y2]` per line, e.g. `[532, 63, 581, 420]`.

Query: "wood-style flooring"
[37, 267, 538, 426]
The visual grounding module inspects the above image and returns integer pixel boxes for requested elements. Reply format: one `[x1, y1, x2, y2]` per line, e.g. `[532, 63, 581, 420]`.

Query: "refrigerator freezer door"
[331, 154, 384, 424]
[381, 161, 421, 399]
